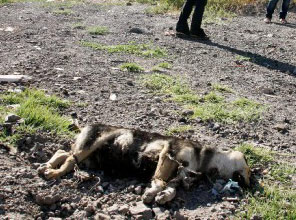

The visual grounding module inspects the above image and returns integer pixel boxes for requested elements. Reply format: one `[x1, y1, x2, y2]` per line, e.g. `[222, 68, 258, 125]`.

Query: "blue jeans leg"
[280, 0, 290, 19]
[266, 0, 279, 19]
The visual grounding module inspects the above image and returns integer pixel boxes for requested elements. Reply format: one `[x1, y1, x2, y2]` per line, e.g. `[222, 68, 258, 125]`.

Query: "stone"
[5, 114, 21, 123]
[0, 75, 32, 82]
[273, 123, 288, 133]
[109, 93, 117, 101]
[94, 213, 111, 220]
[129, 27, 145, 34]
[153, 207, 170, 220]
[107, 204, 119, 214]
[134, 186, 142, 195]
[129, 201, 152, 220]
[182, 109, 194, 117]
[35, 193, 61, 205]
[250, 215, 262, 220]
[174, 211, 187, 220]
[118, 204, 129, 215]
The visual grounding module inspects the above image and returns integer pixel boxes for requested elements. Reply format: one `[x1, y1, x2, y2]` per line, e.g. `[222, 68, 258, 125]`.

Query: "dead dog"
[38, 123, 251, 204]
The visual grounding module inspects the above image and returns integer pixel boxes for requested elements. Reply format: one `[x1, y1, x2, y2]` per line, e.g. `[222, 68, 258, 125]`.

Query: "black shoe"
[190, 28, 210, 40]
[176, 22, 190, 37]
[176, 30, 190, 38]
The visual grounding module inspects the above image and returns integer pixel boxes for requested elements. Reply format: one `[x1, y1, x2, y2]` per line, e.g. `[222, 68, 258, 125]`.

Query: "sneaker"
[280, 18, 287, 24]
[190, 28, 210, 40]
[264, 18, 271, 24]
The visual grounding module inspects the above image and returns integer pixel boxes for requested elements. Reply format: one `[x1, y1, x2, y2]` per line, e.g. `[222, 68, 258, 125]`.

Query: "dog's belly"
[88, 144, 158, 180]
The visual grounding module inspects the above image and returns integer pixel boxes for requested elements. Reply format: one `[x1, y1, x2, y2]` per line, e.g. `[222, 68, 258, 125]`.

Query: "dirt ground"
[0, 0, 296, 219]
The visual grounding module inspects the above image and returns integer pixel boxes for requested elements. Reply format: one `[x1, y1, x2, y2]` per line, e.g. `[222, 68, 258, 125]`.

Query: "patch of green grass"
[212, 83, 233, 93]
[157, 62, 172, 69]
[1, 89, 71, 134]
[87, 26, 109, 35]
[53, 9, 73, 15]
[120, 63, 144, 72]
[269, 164, 296, 183]
[72, 22, 85, 29]
[152, 62, 172, 72]
[0, 0, 9, 4]
[80, 41, 167, 58]
[140, 73, 264, 123]
[235, 143, 273, 167]
[238, 186, 296, 219]
[165, 125, 193, 136]
[235, 55, 252, 62]
[43, 0, 82, 8]
[235, 143, 296, 219]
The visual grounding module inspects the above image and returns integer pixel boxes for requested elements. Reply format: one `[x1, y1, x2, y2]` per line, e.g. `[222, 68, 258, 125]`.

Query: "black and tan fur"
[38, 124, 251, 204]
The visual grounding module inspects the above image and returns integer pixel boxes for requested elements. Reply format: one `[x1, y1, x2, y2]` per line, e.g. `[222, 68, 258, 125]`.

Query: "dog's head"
[211, 149, 251, 187]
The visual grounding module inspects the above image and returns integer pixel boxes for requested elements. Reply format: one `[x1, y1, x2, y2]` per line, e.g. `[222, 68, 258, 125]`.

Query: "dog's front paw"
[155, 188, 176, 205]
[142, 190, 157, 204]
[44, 169, 60, 180]
[37, 163, 52, 175]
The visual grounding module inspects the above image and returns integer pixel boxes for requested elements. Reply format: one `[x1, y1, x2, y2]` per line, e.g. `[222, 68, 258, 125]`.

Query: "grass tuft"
[53, 9, 73, 15]
[212, 83, 233, 93]
[1, 89, 71, 134]
[235, 143, 274, 167]
[80, 41, 167, 58]
[87, 26, 109, 35]
[165, 125, 193, 136]
[120, 63, 144, 72]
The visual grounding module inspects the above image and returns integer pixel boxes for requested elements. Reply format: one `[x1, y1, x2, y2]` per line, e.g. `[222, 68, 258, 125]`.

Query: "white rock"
[109, 93, 117, 101]
[54, 68, 64, 71]
[129, 201, 152, 220]
[4, 27, 14, 32]
[0, 75, 32, 82]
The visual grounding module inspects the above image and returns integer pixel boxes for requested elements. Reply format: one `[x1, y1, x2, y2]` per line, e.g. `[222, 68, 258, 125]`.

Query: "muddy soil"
[0, 0, 296, 219]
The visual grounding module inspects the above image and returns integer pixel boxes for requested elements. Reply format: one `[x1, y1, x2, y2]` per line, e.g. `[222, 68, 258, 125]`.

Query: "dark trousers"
[176, 0, 208, 34]
[266, 0, 290, 19]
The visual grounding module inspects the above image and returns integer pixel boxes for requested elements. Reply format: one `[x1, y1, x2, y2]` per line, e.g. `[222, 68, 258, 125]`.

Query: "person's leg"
[280, 0, 290, 20]
[266, 0, 280, 19]
[176, 0, 196, 35]
[190, 0, 208, 39]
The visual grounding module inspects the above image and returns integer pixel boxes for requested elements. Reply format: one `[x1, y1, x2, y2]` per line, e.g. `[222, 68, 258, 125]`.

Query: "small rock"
[129, 27, 145, 34]
[126, 2, 132, 6]
[182, 109, 194, 117]
[174, 211, 187, 220]
[273, 123, 288, 133]
[35, 193, 61, 205]
[109, 93, 117, 101]
[250, 215, 262, 220]
[5, 114, 21, 123]
[4, 27, 15, 32]
[94, 213, 111, 220]
[129, 201, 152, 220]
[119, 205, 129, 215]
[153, 207, 170, 220]
[134, 186, 142, 195]
[260, 87, 275, 95]
[107, 204, 119, 214]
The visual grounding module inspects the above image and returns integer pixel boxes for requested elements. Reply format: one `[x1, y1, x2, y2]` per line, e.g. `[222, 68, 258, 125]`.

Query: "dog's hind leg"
[42, 126, 127, 179]
[142, 141, 178, 204]
[37, 150, 70, 175]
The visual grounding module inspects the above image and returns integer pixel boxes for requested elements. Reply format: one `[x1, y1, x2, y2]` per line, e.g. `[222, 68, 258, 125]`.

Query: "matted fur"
[38, 124, 251, 204]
